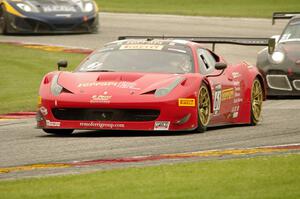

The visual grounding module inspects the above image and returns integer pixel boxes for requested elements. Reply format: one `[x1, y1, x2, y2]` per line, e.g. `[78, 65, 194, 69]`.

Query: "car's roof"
[287, 16, 300, 26]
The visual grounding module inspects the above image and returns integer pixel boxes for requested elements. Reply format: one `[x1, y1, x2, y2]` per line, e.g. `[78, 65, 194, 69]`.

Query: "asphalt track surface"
[0, 13, 299, 179]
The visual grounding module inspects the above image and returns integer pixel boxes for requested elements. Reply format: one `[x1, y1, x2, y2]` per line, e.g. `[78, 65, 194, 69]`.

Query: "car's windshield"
[76, 43, 194, 74]
[280, 19, 300, 42]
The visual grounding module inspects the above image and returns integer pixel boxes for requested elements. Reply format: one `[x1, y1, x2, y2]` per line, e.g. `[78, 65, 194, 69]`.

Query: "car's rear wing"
[118, 36, 270, 52]
[272, 12, 300, 25]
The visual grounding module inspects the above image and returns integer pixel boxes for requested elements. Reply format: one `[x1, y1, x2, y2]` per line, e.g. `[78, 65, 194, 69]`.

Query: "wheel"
[196, 84, 211, 132]
[43, 129, 74, 135]
[0, 5, 8, 34]
[250, 78, 263, 125]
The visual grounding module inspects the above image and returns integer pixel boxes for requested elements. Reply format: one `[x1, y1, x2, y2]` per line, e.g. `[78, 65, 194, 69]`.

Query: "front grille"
[293, 80, 300, 90]
[266, 75, 292, 91]
[14, 18, 50, 32]
[53, 23, 75, 30]
[52, 108, 160, 121]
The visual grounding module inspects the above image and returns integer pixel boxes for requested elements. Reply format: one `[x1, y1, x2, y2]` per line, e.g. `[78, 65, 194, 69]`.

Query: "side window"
[197, 48, 216, 75]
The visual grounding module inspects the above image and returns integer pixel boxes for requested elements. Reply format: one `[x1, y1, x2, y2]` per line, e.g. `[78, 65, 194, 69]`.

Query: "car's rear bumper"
[5, 12, 98, 34]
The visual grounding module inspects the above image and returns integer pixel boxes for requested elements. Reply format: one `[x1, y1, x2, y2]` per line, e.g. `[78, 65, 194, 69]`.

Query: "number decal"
[214, 90, 221, 111]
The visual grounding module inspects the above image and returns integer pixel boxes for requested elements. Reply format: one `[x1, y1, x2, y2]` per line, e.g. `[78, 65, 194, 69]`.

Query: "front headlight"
[154, 77, 185, 97]
[16, 2, 39, 13]
[51, 75, 63, 96]
[271, 51, 285, 64]
[83, 2, 94, 12]
[17, 3, 32, 12]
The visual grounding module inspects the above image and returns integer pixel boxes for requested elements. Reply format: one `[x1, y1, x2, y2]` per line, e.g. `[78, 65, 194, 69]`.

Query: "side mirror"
[268, 38, 276, 54]
[215, 62, 227, 70]
[57, 60, 68, 71]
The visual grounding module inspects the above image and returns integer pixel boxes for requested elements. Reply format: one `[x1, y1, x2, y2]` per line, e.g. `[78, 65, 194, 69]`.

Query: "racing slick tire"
[196, 84, 211, 132]
[0, 5, 8, 34]
[43, 129, 74, 135]
[250, 78, 263, 125]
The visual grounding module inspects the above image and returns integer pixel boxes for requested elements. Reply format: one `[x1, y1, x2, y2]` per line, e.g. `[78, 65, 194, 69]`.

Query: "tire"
[196, 84, 211, 132]
[0, 5, 8, 34]
[250, 78, 263, 125]
[43, 129, 74, 135]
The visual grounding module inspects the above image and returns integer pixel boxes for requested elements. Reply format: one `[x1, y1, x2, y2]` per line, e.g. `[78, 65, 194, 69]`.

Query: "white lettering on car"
[79, 122, 125, 128]
[46, 120, 61, 127]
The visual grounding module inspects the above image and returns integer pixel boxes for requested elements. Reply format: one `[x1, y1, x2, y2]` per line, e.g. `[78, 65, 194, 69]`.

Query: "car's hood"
[278, 41, 300, 61]
[57, 72, 188, 96]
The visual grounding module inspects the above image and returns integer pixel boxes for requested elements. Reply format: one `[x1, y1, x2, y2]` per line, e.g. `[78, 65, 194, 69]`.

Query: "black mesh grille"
[293, 80, 300, 90]
[52, 108, 160, 121]
[267, 75, 291, 90]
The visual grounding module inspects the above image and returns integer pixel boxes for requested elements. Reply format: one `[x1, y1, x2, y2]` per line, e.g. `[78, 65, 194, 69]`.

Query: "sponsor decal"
[55, 14, 72, 17]
[232, 72, 241, 79]
[40, 106, 48, 116]
[233, 81, 241, 102]
[79, 122, 125, 129]
[235, 92, 241, 97]
[42, 5, 76, 13]
[126, 40, 163, 45]
[221, 88, 234, 101]
[46, 120, 60, 127]
[235, 86, 241, 92]
[232, 112, 239, 118]
[37, 96, 42, 106]
[234, 98, 243, 103]
[154, 121, 170, 131]
[231, 105, 240, 113]
[78, 81, 140, 90]
[120, 44, 164, 50]
[233, 81, 240, 86]
[90, 95, 112, 104]
[178, 98, 195, 107]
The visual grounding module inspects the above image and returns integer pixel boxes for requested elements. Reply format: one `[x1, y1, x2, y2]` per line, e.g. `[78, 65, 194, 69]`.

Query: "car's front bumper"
[258, 61, 300, 97]
[265, 73, 300, 97]
[36, 97, 199, 131]
[5, 12, 98, 34]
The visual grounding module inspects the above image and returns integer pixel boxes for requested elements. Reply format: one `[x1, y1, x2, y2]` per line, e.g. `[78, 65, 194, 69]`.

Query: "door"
[196, 48, 235, 125]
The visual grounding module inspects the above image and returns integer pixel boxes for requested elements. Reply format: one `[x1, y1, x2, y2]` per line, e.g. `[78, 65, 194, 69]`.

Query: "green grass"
[96, 0, 300, 18]
[1, 154, 299, 199]
[0, 44, 85, 114]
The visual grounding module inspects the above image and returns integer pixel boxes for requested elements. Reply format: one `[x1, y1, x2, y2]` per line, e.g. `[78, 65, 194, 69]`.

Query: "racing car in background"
[36, 36, 267, 135]
[0, 0, 99, 34]
[257, 12, 300, 97]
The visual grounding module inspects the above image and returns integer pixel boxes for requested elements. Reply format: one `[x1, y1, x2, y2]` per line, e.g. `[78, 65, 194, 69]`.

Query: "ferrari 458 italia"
[36, 36, 266, 135]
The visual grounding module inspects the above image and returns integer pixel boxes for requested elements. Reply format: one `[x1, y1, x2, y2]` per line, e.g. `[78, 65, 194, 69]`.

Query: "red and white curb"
[0, 112, 36, 120]
[0, 41, 93, 54]
[1, 143, 299, 174]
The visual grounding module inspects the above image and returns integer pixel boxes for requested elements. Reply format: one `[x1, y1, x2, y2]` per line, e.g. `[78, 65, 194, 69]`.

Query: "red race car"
[36, 36, 268, 135]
